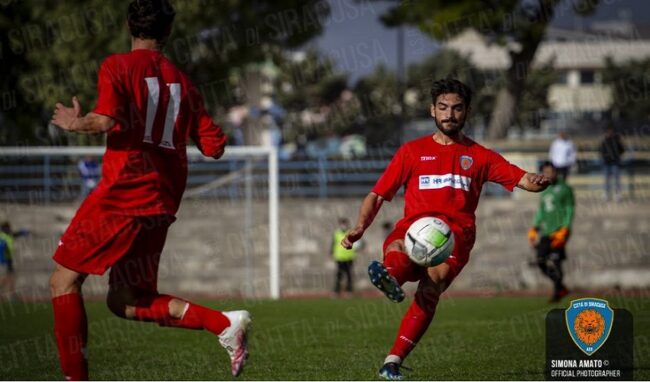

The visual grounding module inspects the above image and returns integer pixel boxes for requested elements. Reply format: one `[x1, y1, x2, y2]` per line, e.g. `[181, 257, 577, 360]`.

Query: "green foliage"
[381, 0, 599, 45]
[353, 65, 401, 144]
[515, 61, 559, 130]
[602, 57, 650, 121]
[275, 49, 345, 111]
[404, 49, 492, 121]
[379, 0, 600, 138]
[0, 0, 329, 145]
[272, 49, 356, 142]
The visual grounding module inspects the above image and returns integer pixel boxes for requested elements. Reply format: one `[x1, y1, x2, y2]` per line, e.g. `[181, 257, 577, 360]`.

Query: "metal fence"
[1, 146, 649, 202]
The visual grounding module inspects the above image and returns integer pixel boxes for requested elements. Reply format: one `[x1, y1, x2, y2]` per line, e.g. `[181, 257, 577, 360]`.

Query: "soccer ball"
[404, 217, 455, 267]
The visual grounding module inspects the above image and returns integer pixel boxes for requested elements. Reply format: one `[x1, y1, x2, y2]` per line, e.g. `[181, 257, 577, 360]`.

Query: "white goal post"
[0, 145, 281, 300]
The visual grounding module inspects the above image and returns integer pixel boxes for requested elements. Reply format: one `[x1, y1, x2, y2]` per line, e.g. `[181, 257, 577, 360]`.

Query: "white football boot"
[218, 310, 252, 377]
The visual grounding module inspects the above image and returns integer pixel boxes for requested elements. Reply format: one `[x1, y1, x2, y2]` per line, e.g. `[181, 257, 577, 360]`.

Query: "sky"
[312, 0, 650, 84]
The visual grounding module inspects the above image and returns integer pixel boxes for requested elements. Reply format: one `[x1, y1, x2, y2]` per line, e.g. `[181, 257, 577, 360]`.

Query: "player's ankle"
[384, 354, 402, 365]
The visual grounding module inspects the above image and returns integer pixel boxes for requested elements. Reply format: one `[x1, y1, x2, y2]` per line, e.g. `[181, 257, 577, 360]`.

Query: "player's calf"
[50, 264, 89, 381]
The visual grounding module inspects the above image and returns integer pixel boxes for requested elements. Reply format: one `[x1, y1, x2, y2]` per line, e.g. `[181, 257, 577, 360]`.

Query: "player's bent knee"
[49, 265, 85, 297]
[106, 287, 137, 319]
[168, 298, 187, 319]
[385, 240, 406, 254]
[426, 263, 451, 286]
[106, 292, 127, 318]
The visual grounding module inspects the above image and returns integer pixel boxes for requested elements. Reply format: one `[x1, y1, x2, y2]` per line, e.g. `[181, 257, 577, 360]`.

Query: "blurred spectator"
[227, 104, 248, 146]
[600, 127, 625, 202]
[260, 112, 282, 149]
[0, 221, 29, 298]
[340, 135, 367, 159]
[527, 162, 574, 303]
[548, 131, 577, 180]
[331, 217, 358, 296]
[78, 156, 100, 197]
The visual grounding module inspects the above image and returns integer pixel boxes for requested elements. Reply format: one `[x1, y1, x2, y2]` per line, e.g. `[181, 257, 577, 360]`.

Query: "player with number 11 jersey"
[91, 48, 224, 215]
[49, 1, 250, 380]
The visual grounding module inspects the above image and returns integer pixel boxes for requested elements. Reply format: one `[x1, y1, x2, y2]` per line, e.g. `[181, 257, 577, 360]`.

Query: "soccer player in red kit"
[49, 1, 250, 379]
[341, 79, 550, 380]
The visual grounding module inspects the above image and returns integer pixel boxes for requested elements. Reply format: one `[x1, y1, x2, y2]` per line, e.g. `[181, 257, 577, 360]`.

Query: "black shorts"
[537, 236, 566, 261]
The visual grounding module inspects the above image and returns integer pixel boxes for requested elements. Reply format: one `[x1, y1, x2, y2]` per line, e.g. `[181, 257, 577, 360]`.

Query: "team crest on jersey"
[460, 155, 473, 170]
[565, 298, 614, 356]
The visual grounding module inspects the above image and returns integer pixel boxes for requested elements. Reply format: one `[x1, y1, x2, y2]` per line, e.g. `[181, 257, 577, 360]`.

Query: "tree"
[273, 48, 353, 143]
[0, 0, 330, 145]
[405, 49, 490, 123]
[379, 0, 599, 139]
[354, 65, 401, 145]
[602, 57, 650, 122]
[354, 50, 489, 144]
[513, 61, 558, 132]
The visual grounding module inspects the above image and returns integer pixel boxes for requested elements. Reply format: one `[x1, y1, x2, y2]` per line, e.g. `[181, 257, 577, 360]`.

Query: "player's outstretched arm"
[341, 192, 384, 249]
[517, 172, 551, 192]
[51, 97, 115, 134]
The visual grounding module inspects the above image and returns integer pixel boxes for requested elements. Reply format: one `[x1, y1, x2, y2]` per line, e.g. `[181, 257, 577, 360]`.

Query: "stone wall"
[2, 190, 649, 300]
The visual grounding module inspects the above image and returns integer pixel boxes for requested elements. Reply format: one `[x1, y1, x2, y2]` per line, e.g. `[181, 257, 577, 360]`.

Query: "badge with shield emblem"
[565, 298, 614, 356]
[460, 155, 473, 170]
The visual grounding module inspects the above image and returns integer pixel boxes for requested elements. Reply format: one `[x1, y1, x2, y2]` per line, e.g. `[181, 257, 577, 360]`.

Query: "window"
[580, 70, 595, 84]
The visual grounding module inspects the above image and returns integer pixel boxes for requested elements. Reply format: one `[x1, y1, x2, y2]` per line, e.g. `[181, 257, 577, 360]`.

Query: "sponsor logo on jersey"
[460, 155, 473, 170]
[420, 155, 437, 161]
[565, 298, 614, 356]
[419, 174, 471, 191]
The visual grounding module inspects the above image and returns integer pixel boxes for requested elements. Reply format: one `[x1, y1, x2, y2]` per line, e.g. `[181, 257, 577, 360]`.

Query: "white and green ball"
[404, 217, 455, 267]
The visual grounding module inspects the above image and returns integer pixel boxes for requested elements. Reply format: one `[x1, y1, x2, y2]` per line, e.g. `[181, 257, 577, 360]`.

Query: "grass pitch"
[1, 294, 648, 380]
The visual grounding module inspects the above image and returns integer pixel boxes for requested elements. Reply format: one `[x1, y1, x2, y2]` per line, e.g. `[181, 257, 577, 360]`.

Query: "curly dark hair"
[430, 78, 472, 107]
[127, 0, 176, 42]
[539, 160, 555, 172]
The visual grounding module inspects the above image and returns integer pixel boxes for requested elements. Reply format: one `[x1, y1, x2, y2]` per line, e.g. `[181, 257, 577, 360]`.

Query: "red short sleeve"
[486, 150, 527, 192]
[372, 146, 410, 201]
[92, 57, 123, 121]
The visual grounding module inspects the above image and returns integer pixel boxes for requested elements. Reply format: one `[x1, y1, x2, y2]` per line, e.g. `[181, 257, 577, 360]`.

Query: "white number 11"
[143, 77, 181, 149]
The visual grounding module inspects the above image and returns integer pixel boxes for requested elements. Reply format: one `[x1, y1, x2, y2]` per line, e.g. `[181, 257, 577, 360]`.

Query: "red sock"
[384, 251, 419, 285]
[52, 293, 88, 381]
[133, 294, 230, 335]
[388, 290, 439, 360]
[181, 304, 231, 335]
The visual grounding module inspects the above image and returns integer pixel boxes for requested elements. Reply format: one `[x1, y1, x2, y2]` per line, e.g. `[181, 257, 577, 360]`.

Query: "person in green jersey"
[528, 161, 574, 302]
[332, 218, 358, 295]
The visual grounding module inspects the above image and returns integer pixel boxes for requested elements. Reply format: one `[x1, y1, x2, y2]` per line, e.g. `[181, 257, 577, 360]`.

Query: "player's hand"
[527, 227, 538, 248]
[341, 226, 364, 249]
[51, 96, 82, 131]
[550, 227, 569, 249]
[528, 173, 551, 187]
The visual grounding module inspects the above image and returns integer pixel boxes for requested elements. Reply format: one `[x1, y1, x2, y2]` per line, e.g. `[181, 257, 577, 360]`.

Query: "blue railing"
[0, 147, 648, 202]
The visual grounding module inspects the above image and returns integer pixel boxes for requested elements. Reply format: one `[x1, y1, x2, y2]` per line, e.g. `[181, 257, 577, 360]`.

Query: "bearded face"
[430, 93, 470, 137]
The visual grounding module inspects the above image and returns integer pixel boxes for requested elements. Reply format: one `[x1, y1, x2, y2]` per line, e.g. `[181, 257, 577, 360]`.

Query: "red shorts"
[53, 197, 175, 292]
[382, 217, 476, 283]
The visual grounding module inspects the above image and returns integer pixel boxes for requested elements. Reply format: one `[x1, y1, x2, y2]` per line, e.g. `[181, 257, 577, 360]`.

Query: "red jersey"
[91, 49, 225, 216]
[372, 135, 526, 231]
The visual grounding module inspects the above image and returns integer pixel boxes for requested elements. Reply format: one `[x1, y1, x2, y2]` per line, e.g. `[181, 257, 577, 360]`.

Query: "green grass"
[1, 295, 649, 380]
